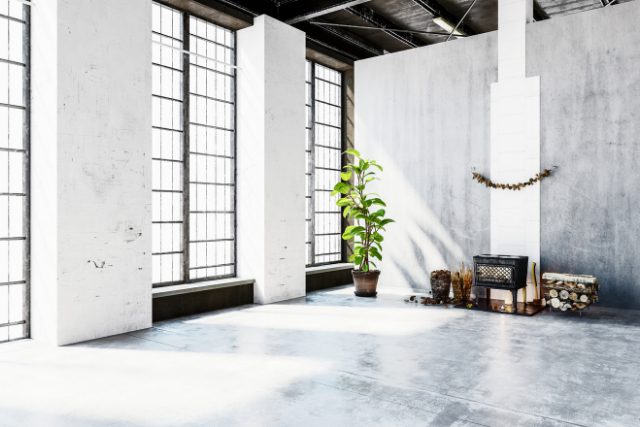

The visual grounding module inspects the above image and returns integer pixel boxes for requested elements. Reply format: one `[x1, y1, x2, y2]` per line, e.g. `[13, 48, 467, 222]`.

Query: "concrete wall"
[32, 0, 152, 344]
[355, 0, 640, 307]
[355, 34, 495, 290]
[237, 16, 307, 304]
[529, 2, 640, 309]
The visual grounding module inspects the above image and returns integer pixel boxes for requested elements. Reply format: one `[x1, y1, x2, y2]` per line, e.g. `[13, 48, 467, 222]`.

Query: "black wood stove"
[473, 254, 528, 312]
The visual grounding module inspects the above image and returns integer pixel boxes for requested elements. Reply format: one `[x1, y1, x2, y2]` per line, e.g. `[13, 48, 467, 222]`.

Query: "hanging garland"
[472, 167, 557, 191]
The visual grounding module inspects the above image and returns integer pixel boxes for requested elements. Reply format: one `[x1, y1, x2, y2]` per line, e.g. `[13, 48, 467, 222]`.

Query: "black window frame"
[151, 1, 237, 287]
[305, 60, 345, 267]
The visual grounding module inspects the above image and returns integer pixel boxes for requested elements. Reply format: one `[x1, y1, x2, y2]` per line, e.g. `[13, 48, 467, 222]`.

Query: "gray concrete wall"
[529, 2, 640, 309]
[355, 33, 496, 291]
[355, 0, 640, 307]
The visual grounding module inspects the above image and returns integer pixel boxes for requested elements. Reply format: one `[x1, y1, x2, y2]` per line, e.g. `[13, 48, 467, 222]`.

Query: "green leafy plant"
[331, 149, 394, 272]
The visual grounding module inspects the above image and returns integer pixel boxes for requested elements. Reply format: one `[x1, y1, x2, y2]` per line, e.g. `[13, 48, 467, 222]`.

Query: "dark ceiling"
[173, 0, 635, 66]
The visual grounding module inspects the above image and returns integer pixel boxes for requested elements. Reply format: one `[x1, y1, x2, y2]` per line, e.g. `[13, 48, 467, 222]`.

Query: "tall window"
[152, 3, 236, 286]
[305, 61, 344, 266]
[0, 0, 29, 342]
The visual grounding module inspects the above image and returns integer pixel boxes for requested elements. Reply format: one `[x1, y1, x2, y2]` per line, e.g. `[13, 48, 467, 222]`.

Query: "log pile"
[541, 272, 599, 312]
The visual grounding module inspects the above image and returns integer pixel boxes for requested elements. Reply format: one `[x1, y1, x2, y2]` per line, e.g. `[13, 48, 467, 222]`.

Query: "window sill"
[306, 263, 353, 276]
[152, 277, 255, 299]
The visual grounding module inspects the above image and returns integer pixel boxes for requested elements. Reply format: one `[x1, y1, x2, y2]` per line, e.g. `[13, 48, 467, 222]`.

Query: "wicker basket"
[430, 270, 451, 302]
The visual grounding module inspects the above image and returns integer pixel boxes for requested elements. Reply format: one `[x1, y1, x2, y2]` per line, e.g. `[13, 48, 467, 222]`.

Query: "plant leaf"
[336, 197, 351, 207]
[370, 162, 383, 172]
[344, 148, 360, 158]
[369, 198, 386, 207]
[340, 171, 352, 182]
[332, 181, 351, 195]
[344, 225, 365, 235]
[379, 218, 395, 227]
[370, 246, 382, 261]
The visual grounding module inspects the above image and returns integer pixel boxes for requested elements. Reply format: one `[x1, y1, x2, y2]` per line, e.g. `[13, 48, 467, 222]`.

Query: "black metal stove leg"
[512, 289, 518, 313]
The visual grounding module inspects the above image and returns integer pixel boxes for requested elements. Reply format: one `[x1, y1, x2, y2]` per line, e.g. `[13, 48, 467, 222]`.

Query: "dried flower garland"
[472, 167, 556, 191]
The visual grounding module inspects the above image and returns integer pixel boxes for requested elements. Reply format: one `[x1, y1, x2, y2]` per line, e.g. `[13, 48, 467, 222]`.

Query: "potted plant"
[332, 149, 394, 297]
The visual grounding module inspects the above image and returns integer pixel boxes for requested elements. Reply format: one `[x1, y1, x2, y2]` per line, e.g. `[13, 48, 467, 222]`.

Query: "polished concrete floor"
[1, 286, 639, 427]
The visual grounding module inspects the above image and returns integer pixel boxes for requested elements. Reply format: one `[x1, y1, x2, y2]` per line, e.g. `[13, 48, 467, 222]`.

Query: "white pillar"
[31, 0, 152, 345]
[236, 16, 306, 304]
[490, 0, 540, 305]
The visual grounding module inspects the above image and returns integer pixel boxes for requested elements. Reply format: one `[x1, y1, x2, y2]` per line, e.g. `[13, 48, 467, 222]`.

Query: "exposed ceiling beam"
[533, 0, 550, 21]
[282, 0, 371, 25]
[346, 4, 425, 48]
[308, 23, 384, 56]
[306, 39, 355, 68]
[410, 0, 478, 35]
[445, 0, 478, 41]
[188, 0, 374, 62]
[299, 22, 377, 60]
[198, 0, 276, 16]
[311, 21, 466, 38]
[160, 0, 255, 28]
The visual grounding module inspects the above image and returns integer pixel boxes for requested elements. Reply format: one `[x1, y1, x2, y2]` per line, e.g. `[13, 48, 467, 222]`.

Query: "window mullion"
[23, 2, 31, 340]
[309, 62, 317, 265]
[182, 13, 191, 283]
[309, 62, 343, 266]
[340, 71, 347, 264]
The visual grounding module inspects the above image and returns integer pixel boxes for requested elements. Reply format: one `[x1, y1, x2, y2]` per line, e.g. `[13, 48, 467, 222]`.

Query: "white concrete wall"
[31, 0, 152, 345]
[31, 0, 60, 344]
[237, 16, 306, 304]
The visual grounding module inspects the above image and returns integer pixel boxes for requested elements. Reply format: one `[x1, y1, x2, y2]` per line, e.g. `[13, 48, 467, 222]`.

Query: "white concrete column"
[498, 0, 533, 81]
[490, 0, 540, 304]
[31, 0, 152, 345]
[236, 16, 306, 304]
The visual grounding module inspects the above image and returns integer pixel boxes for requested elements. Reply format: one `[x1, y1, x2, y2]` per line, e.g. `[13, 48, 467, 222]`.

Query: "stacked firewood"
[541, 272, 599, 312]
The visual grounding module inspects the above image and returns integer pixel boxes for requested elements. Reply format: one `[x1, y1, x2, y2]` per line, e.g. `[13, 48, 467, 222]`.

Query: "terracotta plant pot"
[352, 270, 380, 297]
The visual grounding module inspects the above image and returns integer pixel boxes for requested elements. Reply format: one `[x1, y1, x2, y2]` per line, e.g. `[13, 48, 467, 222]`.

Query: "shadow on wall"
[370, 149, 468, 291]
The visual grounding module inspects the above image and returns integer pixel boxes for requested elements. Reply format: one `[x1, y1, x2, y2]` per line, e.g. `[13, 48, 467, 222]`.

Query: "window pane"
[187, 15, 236, 280]
[0, 2, 28, 343]
[151, 2, 184, 285]
[152, 3, 236, 285]
[306, 61, 343, 266]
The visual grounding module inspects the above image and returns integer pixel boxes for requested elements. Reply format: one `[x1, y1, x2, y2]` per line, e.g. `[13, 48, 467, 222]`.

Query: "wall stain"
[88, 260, 112, 269]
